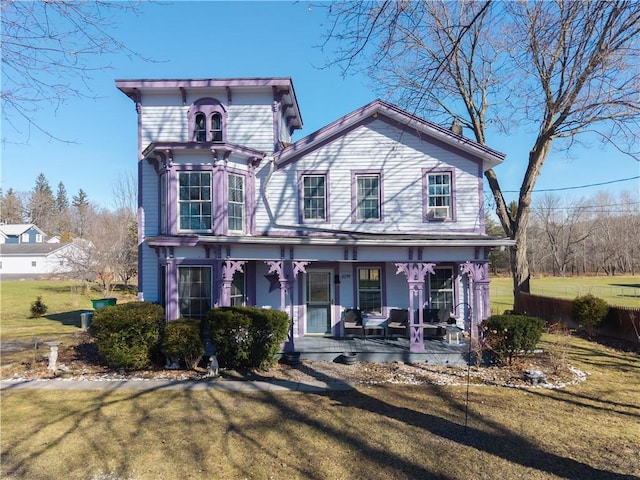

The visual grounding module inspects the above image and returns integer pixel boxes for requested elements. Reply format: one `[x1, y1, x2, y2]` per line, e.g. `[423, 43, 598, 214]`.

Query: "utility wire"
[502, 175, 639, 193]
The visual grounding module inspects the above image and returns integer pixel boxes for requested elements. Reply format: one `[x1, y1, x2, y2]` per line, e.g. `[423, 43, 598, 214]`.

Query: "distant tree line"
[0, 172, 138, 291]
[489, 190, 639, 277]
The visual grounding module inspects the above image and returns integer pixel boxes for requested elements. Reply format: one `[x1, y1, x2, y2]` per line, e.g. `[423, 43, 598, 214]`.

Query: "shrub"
[572, 294, 609, 335]
[162, 319, 204, 370]
[92, 302, 165, 369]
[481, 314, 546, 365]
[30, 296, 48, 318]
[207, 306, 289, 370]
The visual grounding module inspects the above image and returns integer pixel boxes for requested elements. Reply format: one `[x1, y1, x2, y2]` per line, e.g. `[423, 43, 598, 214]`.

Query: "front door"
[306, 271, 332, 335]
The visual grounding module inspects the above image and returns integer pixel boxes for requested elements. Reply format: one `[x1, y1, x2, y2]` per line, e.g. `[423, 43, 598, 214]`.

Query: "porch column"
[395, 262, 436, 352]
[460, 262, 490, 343]
[220, 260, 246, 307]
[265, 260, 309, 352]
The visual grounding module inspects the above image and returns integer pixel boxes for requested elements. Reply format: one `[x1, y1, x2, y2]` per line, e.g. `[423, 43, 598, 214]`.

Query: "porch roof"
[146, 233, 514, 249]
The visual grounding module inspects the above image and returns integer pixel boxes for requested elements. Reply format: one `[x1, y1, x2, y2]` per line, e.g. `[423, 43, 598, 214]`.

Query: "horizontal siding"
[227, 104, 273, 153]
[256, 120, 483, 233]
[141, 105, 188, 144]
[139, 90, 275, 153]
[139, 246, 158, 303]
[140, 161, 159, 236]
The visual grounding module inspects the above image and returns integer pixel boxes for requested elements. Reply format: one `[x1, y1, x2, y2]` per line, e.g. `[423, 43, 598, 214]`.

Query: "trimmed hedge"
[162, 319, 204, 370]
[207, 306, 289, 370]
[481, 314, 546, 365]
[92, 302, 166, 369]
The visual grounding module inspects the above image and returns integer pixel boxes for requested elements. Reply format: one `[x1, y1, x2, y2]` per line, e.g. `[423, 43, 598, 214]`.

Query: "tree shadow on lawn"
[284, 362, 635, 480]
[44, 310, 90, 328]
[2, 366, 638, 480]
[609, 283, 640, 289]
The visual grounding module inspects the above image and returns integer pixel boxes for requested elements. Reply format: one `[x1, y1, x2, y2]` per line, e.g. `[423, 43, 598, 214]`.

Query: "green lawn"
[0, 280, 137, 366]
[490, 275, 640, 313]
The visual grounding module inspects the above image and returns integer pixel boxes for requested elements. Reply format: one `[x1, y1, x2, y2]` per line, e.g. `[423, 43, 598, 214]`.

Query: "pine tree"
[72, 189, 91, 238]
[28, 173, 55, 233]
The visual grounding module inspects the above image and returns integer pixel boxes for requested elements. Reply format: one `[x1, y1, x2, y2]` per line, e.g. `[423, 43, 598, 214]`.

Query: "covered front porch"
[279, 336, 471, 366]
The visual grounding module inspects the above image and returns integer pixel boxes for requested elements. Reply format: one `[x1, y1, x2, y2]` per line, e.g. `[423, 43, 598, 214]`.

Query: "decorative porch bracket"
[265, 260, 309, 353]
[460, 261, 490, 344]
[395, 262, 435, 352]
[220, 260, 246, 306]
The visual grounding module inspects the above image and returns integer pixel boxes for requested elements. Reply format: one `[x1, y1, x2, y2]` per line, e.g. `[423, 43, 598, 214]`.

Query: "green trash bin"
[91, 298, 117, 310]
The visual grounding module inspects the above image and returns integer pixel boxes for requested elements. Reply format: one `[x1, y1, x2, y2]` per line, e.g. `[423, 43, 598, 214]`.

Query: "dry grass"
[2, 335, 639, 480]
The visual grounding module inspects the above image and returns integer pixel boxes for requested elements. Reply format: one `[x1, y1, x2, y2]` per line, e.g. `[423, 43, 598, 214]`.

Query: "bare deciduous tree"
[532, 194, 594, 276]
[321, 1, 640, 311]
[1, 0, 147, 141]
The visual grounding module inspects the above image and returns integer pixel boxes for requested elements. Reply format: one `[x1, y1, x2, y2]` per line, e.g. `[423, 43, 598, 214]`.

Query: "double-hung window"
[302, 174, 327, 221]
[228, 173, 244, 233]
[357, 267, 382, 314]
[178, 266, 211, 318]
[178, 172, 211, 231]
[230, 270, 246, 306]
[427, 172, 452, 220]
[429, 267, 454, 310]
[355, 174, 381, 221]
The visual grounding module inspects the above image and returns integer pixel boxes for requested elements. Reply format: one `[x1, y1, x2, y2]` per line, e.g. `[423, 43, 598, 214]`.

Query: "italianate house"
[116, 77, 511, 352]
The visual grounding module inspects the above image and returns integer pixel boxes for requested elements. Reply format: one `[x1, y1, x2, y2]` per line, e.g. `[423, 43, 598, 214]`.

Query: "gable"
[274, 100, 504, 171]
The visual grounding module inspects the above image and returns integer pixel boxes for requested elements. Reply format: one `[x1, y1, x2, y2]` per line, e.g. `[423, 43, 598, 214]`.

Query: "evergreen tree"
[55, 182, 70, 213]
[72, 188, 91, 238]
[53, 181, 73, 237]
[28, 173, 55, 232]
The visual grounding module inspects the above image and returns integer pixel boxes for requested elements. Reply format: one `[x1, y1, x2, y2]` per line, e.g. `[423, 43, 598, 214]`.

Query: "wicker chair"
[343, 309, 363, 337]
[386, 308, 409, 337]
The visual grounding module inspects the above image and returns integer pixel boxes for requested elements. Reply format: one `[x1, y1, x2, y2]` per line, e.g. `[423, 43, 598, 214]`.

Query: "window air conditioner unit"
[429, 206, 449, 220]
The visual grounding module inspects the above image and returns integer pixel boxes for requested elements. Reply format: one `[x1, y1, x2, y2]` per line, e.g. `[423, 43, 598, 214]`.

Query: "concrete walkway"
[0, 377, 355, 393]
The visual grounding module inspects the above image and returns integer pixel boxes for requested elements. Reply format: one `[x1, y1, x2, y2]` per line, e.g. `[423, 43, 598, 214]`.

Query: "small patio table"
[362, 316, 387, 339]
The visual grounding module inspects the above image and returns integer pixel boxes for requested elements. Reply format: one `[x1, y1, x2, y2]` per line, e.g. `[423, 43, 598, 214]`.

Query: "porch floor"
[281, 336, 470, 366]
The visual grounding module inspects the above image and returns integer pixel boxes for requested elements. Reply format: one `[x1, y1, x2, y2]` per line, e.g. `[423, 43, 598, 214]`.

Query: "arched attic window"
[195, 113, 207, 142]
[211, 113, 222, 141]
[188, 98, 227, 142]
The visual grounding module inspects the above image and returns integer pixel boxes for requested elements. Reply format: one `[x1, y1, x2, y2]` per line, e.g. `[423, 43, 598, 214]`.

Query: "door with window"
[306, 271, 332, 335]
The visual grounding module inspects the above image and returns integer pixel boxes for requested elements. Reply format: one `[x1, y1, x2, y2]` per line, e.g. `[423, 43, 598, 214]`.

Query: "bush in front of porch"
[481, 314, 546, 365]
[207, 307, 289, 370]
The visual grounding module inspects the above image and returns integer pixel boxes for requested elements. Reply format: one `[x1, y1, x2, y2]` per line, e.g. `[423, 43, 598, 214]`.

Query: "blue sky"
[2, 1, 638, 211]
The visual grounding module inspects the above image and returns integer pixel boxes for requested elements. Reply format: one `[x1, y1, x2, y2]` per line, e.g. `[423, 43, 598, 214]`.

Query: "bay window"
[178, 172, 211, 231]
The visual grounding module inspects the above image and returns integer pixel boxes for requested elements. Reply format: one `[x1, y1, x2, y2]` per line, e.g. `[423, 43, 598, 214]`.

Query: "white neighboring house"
[0, 224, 81, 277]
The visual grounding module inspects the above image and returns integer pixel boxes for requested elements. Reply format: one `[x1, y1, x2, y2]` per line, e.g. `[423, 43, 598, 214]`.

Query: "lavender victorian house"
[116, 77, 511, 352]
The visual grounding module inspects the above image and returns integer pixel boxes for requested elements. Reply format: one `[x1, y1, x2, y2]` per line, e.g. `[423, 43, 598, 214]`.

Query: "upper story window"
[355, 173, 381, 221]
[426, 171, 453, 221]
[195, 113, 207, 142]
[188, 98, 227, 142]
[357, 266, 382, 315]
[160, 173, 167, 234]
[227, 173, 245, 233]
[301, 174, 327, 222]
[178, 172, 212, 231]
[21, 233, 29, 243]
[211, 113, 223, 142]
